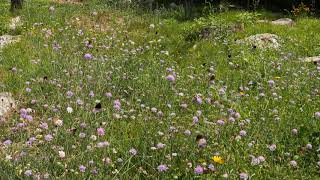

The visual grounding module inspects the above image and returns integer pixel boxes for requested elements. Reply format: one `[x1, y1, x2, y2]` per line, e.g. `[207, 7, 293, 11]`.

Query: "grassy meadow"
[0, 0, 319, 179]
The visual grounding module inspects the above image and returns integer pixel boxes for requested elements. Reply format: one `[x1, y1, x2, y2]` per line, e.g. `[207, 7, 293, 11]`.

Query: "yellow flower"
[212, 156, 224, 164]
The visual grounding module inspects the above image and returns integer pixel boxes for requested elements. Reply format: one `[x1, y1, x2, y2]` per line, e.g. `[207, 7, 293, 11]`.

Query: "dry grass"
[69, 13, 125, 32]
[51, 0, 83, 5]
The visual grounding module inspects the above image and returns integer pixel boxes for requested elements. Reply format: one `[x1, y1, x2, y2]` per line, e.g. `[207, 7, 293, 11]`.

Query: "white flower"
[49, 6, 55, 12]
[5, 155, 12, 160]
[54, 119, 63, 126]
[90, 135, 97, 141]
[67, 107, 73, 113]
[149, 24, 155, 29]
[58, 151, 65, 158]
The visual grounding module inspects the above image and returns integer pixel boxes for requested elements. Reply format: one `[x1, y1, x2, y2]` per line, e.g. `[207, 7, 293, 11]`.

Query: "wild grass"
[0, 0, 319, 179]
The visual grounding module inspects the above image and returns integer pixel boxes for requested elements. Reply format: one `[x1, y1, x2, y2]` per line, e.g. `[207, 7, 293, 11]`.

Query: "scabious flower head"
[239, 172, 249, 180]
[251, 157, 259, 165]
[79, 132, 86, 138]
[208, 164, 215, 172]
[194, 165, 204, 175]
[192, 116, 199, 124]
[291, 128, 298, 135]
[89, 91, 95, 98]
[44, 134, 53, 141]
[54, 119, 63, 126]
[48, 6, 55, 12]
[156, 143, 166, 149]
[198, 138, 207, 148]
[129, 148, 137, 156]
[290, 160, 297, 167]
[268, 80, 275, 87]
[228, 117, 235, 123]
[149, 24, 155, 29]
[97, 127, 105, 136]
[105, 92, 112, 98]
[113, 100, 121, 110]
[306, 143, 312, 150]
[20, 108, 27, 115]
[234, 112, 241, 119]
[96, 141, 110, 148]
[195, 96, 202, 104]
[26, 87, 32, 93]
[257, 156, 265, 162]
[180, 103, 188, 109]
[315, 112, 320, 119]
[184, 130, 191, 136]
[39, 122, 48, 130]
[157, 164, 169, 172]
[11, 67, 17, 72]
[239, 130, 247, 137]
[166, 74, 175, 82]
[76, 99, 84, 105]
[269, 144, 277, 152]
[151, 107, 157, 112]
[90, 135, 97, 141]
[24, 170, 32, 177]
[79, 165, 86, 172]
[66, 91, 74, 98]
[84, 53, 93, 60]
[3, 139, 12, 146]
[216, 119, 225, 125]
[24, 115, 33, 121]
[58, 150, 65, 158]
[66, 107, 73, 113]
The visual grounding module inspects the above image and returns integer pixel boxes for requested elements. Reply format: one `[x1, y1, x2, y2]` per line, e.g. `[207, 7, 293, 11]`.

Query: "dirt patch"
[70, 13, 125, 32]
[51, 0, 83, 4]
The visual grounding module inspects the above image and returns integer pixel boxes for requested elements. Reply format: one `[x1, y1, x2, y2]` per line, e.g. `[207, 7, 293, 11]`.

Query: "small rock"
[170, 2, 178, 9]
[49, 6, 55, 13]
[237, 33, 280, 49]
[0, 35, 21, 50]
[9, 16, 22, 30]
[0, 92, 15, 121]
[303, 56, 320, 64]
[271, 18, 294, 26]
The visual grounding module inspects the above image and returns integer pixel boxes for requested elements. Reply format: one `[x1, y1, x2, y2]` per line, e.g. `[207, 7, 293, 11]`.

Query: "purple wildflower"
[166, 74, 175, 82]
[24, 170, 32, 177]
[79, 165, 86, 172]
[269, 144, 277, 152]
[97, 127, 105, 136]
[157, 164, 169, 172]
[129, 148, 137, 156]
[239, 130, 247, 137]
[194, 165, 204, 175]
[239, 172, 249, 180]
[84, 53, 93, 60]
[290, 160, 297, 167]
[3, 139, 12, 146]
[44, 134, 53, 141]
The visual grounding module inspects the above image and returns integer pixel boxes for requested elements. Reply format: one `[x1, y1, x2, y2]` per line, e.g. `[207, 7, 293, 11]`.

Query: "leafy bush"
[184, 16, 231, 42]
[291, 2, 312, 17]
